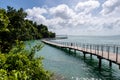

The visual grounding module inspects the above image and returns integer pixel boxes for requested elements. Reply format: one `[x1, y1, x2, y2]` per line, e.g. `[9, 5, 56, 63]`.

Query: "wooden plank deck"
[42, 40, 120, 68]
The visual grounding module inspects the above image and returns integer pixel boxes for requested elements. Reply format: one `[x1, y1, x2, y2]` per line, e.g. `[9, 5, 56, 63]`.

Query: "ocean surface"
[28, 36, 120, 80]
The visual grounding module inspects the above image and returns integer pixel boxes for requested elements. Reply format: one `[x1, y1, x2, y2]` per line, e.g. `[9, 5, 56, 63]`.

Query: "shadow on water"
[58, 47, 120, 80]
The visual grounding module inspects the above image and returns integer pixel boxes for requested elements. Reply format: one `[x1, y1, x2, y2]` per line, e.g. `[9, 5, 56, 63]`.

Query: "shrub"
[0, 42, 51, 80]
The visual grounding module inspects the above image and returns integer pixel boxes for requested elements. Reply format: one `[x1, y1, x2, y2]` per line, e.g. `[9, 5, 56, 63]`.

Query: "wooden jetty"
[42, 40, 120, 69]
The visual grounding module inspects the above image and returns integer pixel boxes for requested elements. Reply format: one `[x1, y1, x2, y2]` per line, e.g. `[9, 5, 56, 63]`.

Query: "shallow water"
[28, 36, 120, 80]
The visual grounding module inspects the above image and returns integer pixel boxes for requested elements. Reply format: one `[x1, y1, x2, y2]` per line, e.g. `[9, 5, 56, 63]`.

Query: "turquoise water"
[56, 35, 120, 45]
[30, 36, 120, 80]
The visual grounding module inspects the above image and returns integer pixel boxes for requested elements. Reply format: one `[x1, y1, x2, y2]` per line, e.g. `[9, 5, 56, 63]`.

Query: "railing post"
[88, 44, 89, 52]
[75, 43, 76, 48]
[83, 44, 85, 51]
[74, 42, 76, 48]
[73, 42, 74, 48]
[97, 45, 99, 54]
[113, 45, 115, 53]
[65, 42, 66, 47]
[65, 42, 67, 47]
[84, 44, 85, 51]
[86, 44, 88, 52]
[101, 45, 103, 57]
[71, 43, 73, 47]
[76, 43, 78, 49]
[74, 43, 75, 48]
[73, 42, 75, 48]
[116, 47, 118, 62]
[95, 45, 96, 54]
[90, 44, 92, 53]
[73, 43, 74, 48]
[84, 44, 86, 51]
[108, 46, 110, 59]
[80, 43, 82, 50]
[93, 45, 95, 53]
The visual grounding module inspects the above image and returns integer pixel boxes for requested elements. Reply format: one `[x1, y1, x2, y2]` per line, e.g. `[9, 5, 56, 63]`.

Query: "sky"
[1, 0, 120, 36]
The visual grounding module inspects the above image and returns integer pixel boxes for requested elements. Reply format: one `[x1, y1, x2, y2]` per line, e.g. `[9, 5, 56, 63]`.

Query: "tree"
[0, 9, 9, 31]
[7, 6, 27, 40]
[0, 6, 54, 80]
[0, 9, 11, 52]
[0, 6, 56, 53]
[0, 43, 51, 80]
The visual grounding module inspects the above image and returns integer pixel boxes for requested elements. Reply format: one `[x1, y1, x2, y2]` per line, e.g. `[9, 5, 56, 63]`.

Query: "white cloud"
[25, 7, 47, 24]
[49, 4, 75, 19]
[101, 0, 120, 15]
[75, 0, 100, 14]
[26, 7, 47, 16]
[25, 1, 120, 35]
[45, 17, 67, 29]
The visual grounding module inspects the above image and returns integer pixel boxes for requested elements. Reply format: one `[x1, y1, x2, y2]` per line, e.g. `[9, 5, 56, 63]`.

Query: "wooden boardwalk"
[42, 40, 120, 69]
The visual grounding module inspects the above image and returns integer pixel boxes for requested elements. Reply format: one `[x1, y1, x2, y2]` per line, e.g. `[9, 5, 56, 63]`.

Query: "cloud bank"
[101, 0, 120, 15]
[25, 0, 120, 35]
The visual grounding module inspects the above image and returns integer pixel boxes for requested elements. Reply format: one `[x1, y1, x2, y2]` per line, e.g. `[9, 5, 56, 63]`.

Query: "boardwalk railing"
[42, 40, 120, 69]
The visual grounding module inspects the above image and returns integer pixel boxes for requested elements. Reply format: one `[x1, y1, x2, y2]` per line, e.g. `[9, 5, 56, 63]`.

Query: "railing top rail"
[47, 40, 120, 48]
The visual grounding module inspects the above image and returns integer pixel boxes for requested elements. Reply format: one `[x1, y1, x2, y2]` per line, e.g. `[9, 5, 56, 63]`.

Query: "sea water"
[32, 36, 120, 80]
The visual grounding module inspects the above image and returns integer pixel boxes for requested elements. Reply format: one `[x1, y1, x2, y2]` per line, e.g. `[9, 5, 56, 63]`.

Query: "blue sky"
[1, 0, 83, 9]
[1, 0, 120, 35]
[1, 0, 44, 9]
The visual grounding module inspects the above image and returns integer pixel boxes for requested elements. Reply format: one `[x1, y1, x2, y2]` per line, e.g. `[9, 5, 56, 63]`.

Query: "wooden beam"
[83, 52, 86, 59]
[74, 49, 76, 53]
[69, 48, 71, 53]
[90, 54, 92, 59]
[98, 57, 102, 69]
[109, 61, 112, 67]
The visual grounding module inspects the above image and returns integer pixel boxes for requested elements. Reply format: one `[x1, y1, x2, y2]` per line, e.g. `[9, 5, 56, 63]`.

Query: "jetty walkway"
[42, 39, 120, 69]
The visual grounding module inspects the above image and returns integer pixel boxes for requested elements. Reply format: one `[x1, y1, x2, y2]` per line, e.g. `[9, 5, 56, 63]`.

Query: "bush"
[0, 42, 51, 80]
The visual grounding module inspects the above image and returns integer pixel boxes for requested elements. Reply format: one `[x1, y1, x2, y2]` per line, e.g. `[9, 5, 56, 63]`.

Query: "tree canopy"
[0, 6, 54, 80]
[0, 6, 55, 52]
[0, 41, 51, 80]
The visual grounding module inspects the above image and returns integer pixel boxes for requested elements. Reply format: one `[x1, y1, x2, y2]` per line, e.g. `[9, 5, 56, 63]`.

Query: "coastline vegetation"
[0, 6, 54, 79]
[0, 6, 55, 53]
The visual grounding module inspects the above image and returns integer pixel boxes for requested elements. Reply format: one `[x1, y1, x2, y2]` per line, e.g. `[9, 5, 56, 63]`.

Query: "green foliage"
[0, 9, 11, 53]
[28, 43, 43, 59]
[0, 42, 51, 80]
[9, 40, 25, 54]
[0, 6, 54, 80]
[37, 24, 55, 38]
[0, 6, 55, 53]
[0, 9, 9, 31]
